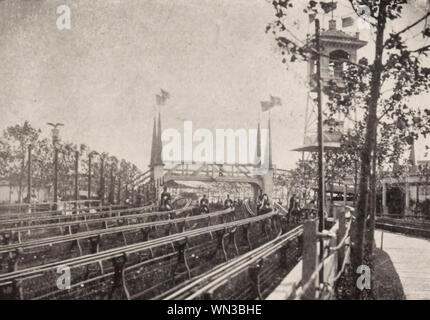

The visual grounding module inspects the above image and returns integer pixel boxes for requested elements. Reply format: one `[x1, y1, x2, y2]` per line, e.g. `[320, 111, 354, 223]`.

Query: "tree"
[267, 0, 430, 298]
[2, 122, 41, 202]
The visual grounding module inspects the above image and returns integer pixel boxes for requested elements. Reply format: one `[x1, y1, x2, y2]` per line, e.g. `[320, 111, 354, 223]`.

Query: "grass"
[335, 248, 406, 300]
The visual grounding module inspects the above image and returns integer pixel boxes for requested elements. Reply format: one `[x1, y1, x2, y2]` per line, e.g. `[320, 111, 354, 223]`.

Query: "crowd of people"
[157, 186, 323, 224]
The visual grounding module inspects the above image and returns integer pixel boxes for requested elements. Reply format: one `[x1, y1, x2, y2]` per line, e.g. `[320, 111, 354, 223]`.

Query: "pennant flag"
[261, 101, 274, 113]
[342, 16, 354, 28]
[320, 1, 337, 14]
[160, 89, 170, 100]
[270, 95, 282, 107]
[309, 13, 317, 23]
[156, 89, 170, 106]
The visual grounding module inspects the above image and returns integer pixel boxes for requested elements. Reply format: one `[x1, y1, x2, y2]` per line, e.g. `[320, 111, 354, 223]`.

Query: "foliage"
[0, 122, 142, 202]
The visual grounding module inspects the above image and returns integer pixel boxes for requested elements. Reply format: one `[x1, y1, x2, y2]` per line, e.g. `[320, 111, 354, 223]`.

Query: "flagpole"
[331, 0, 334, 20]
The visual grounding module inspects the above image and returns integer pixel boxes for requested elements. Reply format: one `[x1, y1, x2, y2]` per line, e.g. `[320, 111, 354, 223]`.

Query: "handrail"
[0, 201, 191, 234]
[0, 204, 147, 226]
[295, 219, 351, 300]
[0, 206, 231, 255]
[160, 224, 303, 300]
[0, 210, 275, 285]
[0, 200, 101, 208]
[0, 204, 129, 221]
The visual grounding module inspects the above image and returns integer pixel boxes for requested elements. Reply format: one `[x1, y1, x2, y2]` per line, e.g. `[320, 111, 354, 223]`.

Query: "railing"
[158, 225, 303, 300]
[0, 210, 279, 299]
[0, 206, 232, 274]
[0, 204, 141, 227]
[286, 211, 351, 300]
[0, 203, 120, 221]
[0, 203, 191, 244]
[0, 200, 102, 215]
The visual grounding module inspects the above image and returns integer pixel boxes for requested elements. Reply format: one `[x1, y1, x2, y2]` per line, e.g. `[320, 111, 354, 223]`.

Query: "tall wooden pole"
[110, 165, 115, 204]
[88, 154, 92, 201]
[315, 19, 325, 232]
[100, 157, 105, 205]
[74, 151, 79, 202]
[54, 147, 58, 205]
[117, 177, 121, 204]
[27, 145, 32, 203]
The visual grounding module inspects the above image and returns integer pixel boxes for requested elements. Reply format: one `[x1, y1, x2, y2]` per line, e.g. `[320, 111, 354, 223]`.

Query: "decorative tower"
[149, 113, 164, 186]
[297, 19, 367, 152]
[262, 116, 274, 198]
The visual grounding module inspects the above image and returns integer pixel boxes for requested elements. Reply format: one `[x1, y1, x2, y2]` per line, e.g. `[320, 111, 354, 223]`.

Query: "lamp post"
[100, 156, 105, 206]
[88, 152, 92, 201]
[74, 150, 79, 203]
[47, 123, 64, 208]
[26, 144, 32, 204]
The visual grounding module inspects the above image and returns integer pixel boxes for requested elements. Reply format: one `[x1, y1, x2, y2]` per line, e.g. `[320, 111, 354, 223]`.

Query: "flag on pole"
[320, 1, 337, 14]
[261, 101, 274, 113]
[160, 89, 170, 100]
[270, 95, 282, 107]
[342, 16, 354, 28]
[156, 89, 170, 106]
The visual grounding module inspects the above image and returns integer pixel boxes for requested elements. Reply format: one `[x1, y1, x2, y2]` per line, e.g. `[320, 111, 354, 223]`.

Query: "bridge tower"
[146, 113, 274, 202]
[261, 116, 274, 198]
[250, 120, 274, 201]
[149, 113, 164, 192]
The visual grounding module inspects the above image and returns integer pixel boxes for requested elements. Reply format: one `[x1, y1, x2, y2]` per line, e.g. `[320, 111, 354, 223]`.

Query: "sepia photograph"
[1, 0, 430, 309]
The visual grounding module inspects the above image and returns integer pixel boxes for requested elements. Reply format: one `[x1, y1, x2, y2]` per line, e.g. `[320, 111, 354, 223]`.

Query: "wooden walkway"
[375, 230, 430, 300]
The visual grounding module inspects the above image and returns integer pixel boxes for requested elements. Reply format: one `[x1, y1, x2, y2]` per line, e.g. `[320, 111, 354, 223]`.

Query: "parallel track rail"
[158, 224, 303, 300]
[0, 206, 230, 256]
[0, 210, 274, 286]
[0, 204, 132, 222]
[0, 201, 192, 240]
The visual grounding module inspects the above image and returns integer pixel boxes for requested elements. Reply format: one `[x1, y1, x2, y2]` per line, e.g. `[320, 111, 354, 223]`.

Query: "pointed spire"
[155, 112, 163, 164]
[255, 122, 261, 165]
[149, 117, 157, 168]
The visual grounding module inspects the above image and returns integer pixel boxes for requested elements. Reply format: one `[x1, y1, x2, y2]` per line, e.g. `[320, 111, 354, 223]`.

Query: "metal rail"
[0, 206, 230, 256]
[0, 201, 192, 237]
[0, 211, 276, 286]
[0, 205, 153, 228]
[159, 224, 303, 300]
[0, 204, 129, 221]
[0, 200, 101, 209]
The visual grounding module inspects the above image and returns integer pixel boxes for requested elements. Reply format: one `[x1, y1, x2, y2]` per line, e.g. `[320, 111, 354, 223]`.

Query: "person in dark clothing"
[256, 190, 264, 215]
[224, 194, 233, 209]
[288, 194, 298, 223]
[200, 195, 209, 213]
[259, 193, 271, 215]
[160, 186, 172, 211]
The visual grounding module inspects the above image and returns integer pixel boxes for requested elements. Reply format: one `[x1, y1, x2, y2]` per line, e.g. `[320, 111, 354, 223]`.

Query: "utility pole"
[54, 147, 58, 207]
[74, 151, 79, 203]
[117, 177, 121, 204]
[47, 123, 64, 209]
[109, 164, 115, 204]
[88, 153, 92, 201]
[100, 157, 105, 205]
[315, 19, 325, 232]
[27, 145, 32, 204]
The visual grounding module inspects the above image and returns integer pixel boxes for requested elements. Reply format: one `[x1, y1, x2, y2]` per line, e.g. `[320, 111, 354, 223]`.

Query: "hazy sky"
[1, 0, 429, 171]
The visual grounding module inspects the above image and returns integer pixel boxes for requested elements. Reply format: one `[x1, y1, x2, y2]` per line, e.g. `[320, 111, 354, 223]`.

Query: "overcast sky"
[0, 0, 429, 171]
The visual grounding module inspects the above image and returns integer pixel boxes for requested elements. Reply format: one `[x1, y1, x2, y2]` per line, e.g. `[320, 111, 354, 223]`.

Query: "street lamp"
[47, 123, 64, 207]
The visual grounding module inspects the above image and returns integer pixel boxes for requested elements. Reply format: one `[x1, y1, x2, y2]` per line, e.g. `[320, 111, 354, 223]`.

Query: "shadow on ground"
[372, 248, 406, 300]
